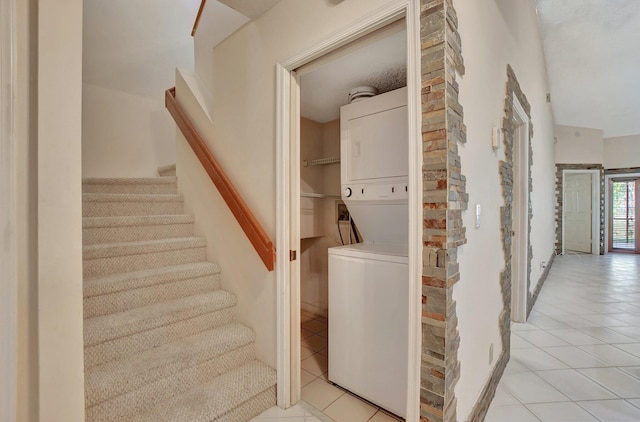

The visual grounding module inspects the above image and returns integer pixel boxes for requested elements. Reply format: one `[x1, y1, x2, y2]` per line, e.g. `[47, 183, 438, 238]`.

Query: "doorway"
[510, 96, 530, 323]
[296, 22, 408, 419]
[275, 2, 422, 420]
[608, 178, 639, 253]
[565, 173, 592, 253]
[560, 169, 601, 256]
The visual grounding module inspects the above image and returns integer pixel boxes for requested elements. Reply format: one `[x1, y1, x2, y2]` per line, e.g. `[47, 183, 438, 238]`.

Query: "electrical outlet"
[337, 203, 350, 222]
[489, 343, 494, 365]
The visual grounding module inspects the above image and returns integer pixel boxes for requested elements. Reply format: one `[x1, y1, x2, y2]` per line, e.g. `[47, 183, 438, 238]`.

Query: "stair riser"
[83, 201, 183, 217]
[82, 183, 177, 195]
[85, 308, 235, 368]
[83, 222, 194, 245]
[218, 387, 277, 422]
[86, 344, 255, 421]
[83, 247, 206, 278]
[84, 274, 221, 318]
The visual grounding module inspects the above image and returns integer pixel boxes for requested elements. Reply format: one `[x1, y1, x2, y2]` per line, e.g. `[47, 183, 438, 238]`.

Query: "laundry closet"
[297, 22, 409, 419]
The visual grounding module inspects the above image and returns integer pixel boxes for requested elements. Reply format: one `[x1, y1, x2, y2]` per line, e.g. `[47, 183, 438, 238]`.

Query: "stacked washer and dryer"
[328, 86, 409, 418]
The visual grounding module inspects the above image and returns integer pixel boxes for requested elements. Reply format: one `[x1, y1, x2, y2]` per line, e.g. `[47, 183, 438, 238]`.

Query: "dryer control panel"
[342, 181, 408, 203]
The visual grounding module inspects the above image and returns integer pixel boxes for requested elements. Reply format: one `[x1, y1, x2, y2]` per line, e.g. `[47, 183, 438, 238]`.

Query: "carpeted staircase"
[82, 175, 276, 421]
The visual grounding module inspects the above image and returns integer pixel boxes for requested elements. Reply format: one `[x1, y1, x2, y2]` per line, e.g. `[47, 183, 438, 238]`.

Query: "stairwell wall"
[452, 0, 556, 419]
[176, 0, 402, 368]
[82, 0, 199, 178]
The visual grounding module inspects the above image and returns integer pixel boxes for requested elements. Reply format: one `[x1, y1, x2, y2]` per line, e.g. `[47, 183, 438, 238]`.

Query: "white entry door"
[565, 173, 592, 253]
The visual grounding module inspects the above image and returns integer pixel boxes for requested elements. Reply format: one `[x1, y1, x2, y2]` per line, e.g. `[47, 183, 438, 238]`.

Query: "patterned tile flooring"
[252, 312, 402, 422]
[486, 252, 640, 422]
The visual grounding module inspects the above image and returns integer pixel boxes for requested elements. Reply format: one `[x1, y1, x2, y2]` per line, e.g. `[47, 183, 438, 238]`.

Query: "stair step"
[84, 262, 221, 318]
[83, 237, 206, 278]
[83, 177, 178, 194]
[83, 193, 184, 217]
[133, 360, 276, 422]
[85, 324, 256, 421]
[158, 164, 176, 177]
[83, 214, 195, 245]
[84, 291, 237, 368]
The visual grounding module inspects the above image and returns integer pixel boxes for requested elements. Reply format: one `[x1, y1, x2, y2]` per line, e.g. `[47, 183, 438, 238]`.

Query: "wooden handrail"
[191, 0, 207, 37]
[165, 87, 276, 271]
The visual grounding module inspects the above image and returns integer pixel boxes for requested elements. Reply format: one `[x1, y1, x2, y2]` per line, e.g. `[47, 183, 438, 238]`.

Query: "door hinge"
[289, 250, 297, 261]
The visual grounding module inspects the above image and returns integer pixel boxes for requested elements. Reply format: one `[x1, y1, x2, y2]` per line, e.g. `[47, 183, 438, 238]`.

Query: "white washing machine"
[328, 243, 408, 418]
[328, 86, 409, 417]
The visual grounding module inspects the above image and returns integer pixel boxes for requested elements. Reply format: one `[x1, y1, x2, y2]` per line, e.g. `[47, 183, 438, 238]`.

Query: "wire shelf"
[303, 157, 340, 167]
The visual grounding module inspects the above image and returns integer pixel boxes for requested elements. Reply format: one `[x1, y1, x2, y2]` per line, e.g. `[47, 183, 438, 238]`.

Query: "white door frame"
[604, 172, 640, 254]
[562, 169, 600, 256]
[275, 1, 422, 419]
[0, 0, 17, 420]
[511, 96, 530, 323]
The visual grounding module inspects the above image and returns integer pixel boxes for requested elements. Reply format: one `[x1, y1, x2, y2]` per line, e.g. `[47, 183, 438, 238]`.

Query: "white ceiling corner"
[216, 0, 282, 19]
[300, 29, 407, 124]
[535, 0, 640, 138]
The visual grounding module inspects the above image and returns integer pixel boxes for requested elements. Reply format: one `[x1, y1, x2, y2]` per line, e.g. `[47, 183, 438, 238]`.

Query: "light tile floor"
[252, 311, 403, 422]
[486, 252, 640, 422]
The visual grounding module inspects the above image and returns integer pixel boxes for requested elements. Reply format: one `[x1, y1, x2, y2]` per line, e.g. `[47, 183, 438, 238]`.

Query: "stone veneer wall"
[554, 164, 605, 255]
[527, 251, 556, 316]
[420, 0, 467, 420]
[606, 167, 640, 175]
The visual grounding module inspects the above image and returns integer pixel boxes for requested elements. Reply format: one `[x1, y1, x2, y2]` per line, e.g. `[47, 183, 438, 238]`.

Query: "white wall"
[175, 0, 398, 367]
[38, 0, 85, 419]
[193, 1, 249, 96]
[82, 0, 199, 177]
[454, 0, 556, 418]
[555, 124, 604, 164]
[604, 134, 640, 169]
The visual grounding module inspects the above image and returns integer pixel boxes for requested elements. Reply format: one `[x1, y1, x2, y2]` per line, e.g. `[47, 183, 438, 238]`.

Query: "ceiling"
[535, 0, 640, 138]
[218, 0, 281, 19]
[300, 29, 407, 123]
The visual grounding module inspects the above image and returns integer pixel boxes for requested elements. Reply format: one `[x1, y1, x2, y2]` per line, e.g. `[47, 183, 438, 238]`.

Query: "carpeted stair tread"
[84, 262, 220, 297]
[84, 290, 237, 347]
[83, 177, 177, 185]
[83, 264, 222, 318]
[83, 214, 196, 245]
[83, 193, 184, 202]
[85, 323, 255, 407]
[83, 214, 194, 228]
[84, 308, 236, 369]
[85, 343, 255, 422]
[83, 193, 185, 217]
[83, 237, 206, 260]
[133, 360, 276, 422]
[83, 177, 178, 194]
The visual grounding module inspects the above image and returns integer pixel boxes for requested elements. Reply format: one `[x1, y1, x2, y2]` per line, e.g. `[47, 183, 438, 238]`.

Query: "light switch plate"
[475, 204, 481, 229]
[492, 127, 501, 150]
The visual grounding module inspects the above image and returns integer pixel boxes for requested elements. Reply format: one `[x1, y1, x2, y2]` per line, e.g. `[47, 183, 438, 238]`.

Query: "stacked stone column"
[420, 1, 467, 420]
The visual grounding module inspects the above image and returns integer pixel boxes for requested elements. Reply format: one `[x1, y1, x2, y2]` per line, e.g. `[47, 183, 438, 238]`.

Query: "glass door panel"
[610, 179, 639, 252]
